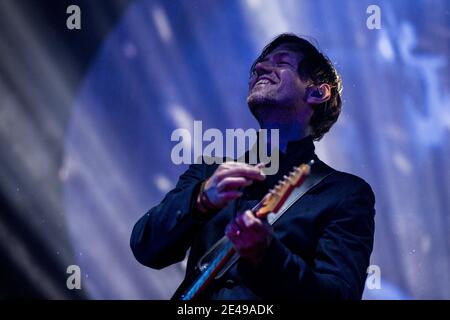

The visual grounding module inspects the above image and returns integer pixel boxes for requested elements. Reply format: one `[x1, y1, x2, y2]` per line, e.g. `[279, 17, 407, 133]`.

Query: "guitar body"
[171, 268, 201, 300]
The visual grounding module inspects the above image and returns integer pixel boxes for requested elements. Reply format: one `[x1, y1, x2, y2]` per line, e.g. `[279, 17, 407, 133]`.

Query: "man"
[130, 33, 375, 300]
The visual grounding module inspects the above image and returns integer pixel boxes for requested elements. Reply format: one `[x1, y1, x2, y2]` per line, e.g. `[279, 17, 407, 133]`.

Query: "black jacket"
[130, 136, 375, 299]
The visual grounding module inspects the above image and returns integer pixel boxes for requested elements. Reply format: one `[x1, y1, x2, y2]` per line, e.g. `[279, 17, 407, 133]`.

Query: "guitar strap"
[266, 160, 334, 225]
[206, 160, 335, 280]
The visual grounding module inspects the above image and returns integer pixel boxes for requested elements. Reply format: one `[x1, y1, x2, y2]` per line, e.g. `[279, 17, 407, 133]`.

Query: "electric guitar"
[172, 162, 312, 300]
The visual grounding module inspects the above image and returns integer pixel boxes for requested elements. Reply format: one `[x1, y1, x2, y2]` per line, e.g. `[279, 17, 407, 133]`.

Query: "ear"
[305, 84, 332, 105]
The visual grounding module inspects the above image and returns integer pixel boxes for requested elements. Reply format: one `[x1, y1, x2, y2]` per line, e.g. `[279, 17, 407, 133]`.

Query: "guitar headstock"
[255, 162, 311, 218]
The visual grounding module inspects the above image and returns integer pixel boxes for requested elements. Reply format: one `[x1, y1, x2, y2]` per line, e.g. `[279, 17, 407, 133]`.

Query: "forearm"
[130, 180, 204, 268]
[130, 164, 216, 269]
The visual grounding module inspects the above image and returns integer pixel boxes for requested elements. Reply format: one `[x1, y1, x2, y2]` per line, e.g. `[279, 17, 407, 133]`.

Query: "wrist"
[195, 180, 220, 214]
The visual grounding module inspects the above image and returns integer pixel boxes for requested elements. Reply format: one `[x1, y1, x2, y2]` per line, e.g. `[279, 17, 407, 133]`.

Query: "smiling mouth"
[253, 77, 276, 89]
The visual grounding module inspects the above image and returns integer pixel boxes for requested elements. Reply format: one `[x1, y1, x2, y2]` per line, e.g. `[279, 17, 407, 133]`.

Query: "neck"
[259, 120, 310, 153]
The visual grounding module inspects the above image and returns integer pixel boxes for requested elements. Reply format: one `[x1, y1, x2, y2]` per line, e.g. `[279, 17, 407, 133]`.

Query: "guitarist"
[130, 33, 376, 300]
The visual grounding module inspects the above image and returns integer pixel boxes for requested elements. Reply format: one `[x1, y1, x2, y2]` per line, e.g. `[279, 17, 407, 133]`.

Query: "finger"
[217, 177, 253, 192]
[255, 162, 268, 169]
[235, 211, 253, 229]
[219, 161, 265, 171]
[220, 161, 256, 168]
[237, 211, 266, 232]
[225, 221, 236, 236]
[215, 167, 265, 181]
[225, 222, 241, 240]
[220, 161, 266, 172]
[243, 210, 262, 228]
[217, 161, 251, 172]
[219, 190, 243, 202]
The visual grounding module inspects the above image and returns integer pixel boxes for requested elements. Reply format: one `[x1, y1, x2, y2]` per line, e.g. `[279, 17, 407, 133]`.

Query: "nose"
[254, 60, 273, 76]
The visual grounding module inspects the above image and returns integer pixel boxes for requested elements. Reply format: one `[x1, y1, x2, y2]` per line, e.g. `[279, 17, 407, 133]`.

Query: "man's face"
[247, 44, 311, 124]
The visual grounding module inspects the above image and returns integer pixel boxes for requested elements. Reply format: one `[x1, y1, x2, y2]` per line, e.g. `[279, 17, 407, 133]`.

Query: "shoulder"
[314, 160, 375, 203]
[309, 160, 376, 229]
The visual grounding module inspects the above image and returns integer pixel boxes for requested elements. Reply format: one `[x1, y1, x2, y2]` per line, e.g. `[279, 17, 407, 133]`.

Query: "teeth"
[256, 79, 271, 85]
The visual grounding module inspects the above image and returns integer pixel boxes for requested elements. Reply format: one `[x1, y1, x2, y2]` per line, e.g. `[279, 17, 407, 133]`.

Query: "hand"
[225, 210, 273, 265]
[202, 162, 266, 210]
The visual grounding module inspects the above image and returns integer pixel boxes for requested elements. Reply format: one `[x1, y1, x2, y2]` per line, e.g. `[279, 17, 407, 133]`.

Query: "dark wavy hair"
[250, 33, 343, 141]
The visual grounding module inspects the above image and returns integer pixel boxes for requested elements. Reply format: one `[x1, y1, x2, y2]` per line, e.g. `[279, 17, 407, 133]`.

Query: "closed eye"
[278, 61, 293, 67]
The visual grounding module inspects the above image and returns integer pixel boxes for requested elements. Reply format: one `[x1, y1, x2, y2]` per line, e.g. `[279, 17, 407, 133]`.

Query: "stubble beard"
[247, 88, 279, 121]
